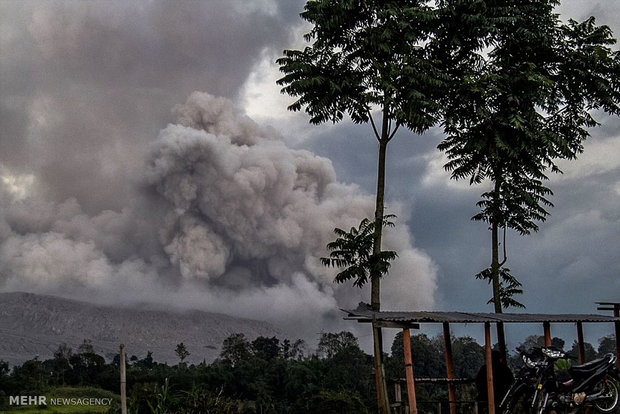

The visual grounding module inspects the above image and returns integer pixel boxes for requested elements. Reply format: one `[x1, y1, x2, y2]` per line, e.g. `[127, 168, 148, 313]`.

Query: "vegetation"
[281, 1, 620, 409]
[175, 343, 190, 364]
[321, 215, 397, 288]
[438, 0, 620, 314]
[278, 2, 450, 410]
[0, 331, 615, 413]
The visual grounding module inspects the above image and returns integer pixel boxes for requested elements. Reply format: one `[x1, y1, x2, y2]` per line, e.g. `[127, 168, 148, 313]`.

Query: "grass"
[1, 387, 119, 413]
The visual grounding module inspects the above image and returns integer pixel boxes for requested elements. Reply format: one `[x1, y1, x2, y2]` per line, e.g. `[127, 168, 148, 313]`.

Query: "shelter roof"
[344, 303, 620, 328]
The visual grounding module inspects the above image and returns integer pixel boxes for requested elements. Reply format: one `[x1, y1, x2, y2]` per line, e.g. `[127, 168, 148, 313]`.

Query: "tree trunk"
[372, 138, 387, 311]
[491, 178, 503, 314]
[491, 177, 507, 362]
[371, 108, 390, 414]
[491, 219, 502, 314]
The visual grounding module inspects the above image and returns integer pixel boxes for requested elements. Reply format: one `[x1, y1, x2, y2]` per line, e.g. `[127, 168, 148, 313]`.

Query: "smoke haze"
[0, 90, 437, 339]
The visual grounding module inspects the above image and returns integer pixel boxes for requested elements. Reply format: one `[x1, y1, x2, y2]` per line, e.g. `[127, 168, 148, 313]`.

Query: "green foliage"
[147, 378, 179, 414]
[175, 343, 190, 363]
[388, 332, 446, 379]
[219, 333, 253, 366]
[317, 331, 361, 359]
[437, 0, 620, 311]
[321, 215, 397, 287]
[567, 340, 598, 362]
[475, 266, 525, 309]
[277, 0, 445, 132]
[3, 330, 617, 413]
[53, 343, 73, 386]
[10, 357, 47, 393]
[305, 391, 369, 414]
[598, 334, 617, 357]
[451, 336, 486, 379]
[251, 336, 280, 361]
[279, 1, 451, 321]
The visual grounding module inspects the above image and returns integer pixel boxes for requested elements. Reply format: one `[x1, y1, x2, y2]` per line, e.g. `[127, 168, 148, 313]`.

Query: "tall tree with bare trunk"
[277, 1, 446, 411]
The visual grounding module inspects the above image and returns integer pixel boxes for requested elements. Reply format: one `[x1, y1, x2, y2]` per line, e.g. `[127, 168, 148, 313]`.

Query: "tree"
[252, 336, 281, 361]
[317, 331, 361, 359]
[598, 334, 617, 357]
[281, 338, 306, 361]
[316, 331, 373, 402]
[567, 340, 597, 362]
[321, 215, 397, 288]
[52, 343, 73, 385]
[451, 336, 485, 379]
[279, 0, 443, 311]
[278, 2, 446, 411]
[220, 333, 252, 367]
[69, 349, 105, 386]
[175, 342, 190, 363]
[438, 0, 620, 315]
[388, 332, 446, 378]
[78, 339, 95, 354]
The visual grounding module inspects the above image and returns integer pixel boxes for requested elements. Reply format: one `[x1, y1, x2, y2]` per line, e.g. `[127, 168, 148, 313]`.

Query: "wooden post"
[543, 322, 552, 346]
[394, 380, 402, 414]
[402, 328, 418, 414]
[442, 322, 457, 414]
[576, 322, 586, 364]
[484, 322, 495, 414]
[395, 381, 402, 404]
[120, 344, 127, 414]
[614, 305, 620, 370]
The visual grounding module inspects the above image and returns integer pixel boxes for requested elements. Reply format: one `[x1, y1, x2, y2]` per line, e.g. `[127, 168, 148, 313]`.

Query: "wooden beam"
[576, 322, 586, 364]
[376, 321, 421, 329]
[543, 321, 552, 346]
[442, 322, 457, 414]
[484, 322, 495, 414]
[402, 328, 418, 414]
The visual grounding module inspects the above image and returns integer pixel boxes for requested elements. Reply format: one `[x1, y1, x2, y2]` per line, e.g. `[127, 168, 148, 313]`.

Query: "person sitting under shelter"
[475, 350, 514, 412]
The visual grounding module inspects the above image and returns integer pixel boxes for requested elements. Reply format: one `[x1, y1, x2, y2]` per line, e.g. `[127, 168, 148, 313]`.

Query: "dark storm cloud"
[1, 0, 305, 212]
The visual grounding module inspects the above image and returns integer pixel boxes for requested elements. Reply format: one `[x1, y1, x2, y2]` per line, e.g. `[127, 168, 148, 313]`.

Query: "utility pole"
[120, 344, 127, 414]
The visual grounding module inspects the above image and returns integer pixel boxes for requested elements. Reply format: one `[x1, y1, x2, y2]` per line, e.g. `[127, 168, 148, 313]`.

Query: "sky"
[1, 0, 619, 352]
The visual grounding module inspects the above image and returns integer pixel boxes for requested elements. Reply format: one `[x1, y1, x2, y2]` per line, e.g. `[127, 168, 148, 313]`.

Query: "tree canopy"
[438, 0, 620, 312]
[277, 0, 445, 132]
[278, 3, 450, 410]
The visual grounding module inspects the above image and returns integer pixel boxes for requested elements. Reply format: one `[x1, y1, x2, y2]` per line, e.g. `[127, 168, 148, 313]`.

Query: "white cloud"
[555, 136, 620, 180]
[0, 166, 35, 201]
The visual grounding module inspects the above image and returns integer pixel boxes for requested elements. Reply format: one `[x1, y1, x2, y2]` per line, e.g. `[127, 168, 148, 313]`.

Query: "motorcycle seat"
[570, 355, 612, 375]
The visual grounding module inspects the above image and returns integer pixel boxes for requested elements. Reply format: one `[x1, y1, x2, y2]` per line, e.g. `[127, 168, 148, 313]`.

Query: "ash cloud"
[1, 0, 305, 213]
[0, 92, 437, 338]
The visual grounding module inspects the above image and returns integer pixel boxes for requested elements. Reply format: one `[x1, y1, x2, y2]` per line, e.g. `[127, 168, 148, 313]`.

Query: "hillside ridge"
[0, 291, 280, 366]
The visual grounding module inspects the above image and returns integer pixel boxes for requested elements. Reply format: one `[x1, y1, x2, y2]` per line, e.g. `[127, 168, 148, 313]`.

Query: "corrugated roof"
[343, 303, 620, 326]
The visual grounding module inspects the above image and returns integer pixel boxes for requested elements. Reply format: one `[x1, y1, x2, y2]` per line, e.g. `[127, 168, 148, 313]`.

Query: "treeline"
[0, 332, 616, 413]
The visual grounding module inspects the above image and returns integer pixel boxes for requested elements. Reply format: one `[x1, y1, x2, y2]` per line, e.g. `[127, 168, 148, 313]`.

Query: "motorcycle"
[499, 347, 547, 413]
[534, 347, 619, 413]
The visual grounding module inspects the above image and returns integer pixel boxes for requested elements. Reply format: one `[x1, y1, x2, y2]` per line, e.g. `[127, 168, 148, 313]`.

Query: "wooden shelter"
[344, 303, 620, 414]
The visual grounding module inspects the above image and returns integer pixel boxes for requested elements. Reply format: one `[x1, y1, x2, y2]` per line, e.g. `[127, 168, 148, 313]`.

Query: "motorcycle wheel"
[593, 377, 619, 413]
[501, 388, 537, 414]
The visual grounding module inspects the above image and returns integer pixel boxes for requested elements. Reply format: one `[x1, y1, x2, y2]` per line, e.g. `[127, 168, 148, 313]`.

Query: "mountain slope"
[0, 291, 280, 366]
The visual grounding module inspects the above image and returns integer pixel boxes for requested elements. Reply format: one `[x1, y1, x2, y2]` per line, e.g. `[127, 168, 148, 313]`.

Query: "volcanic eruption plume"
[0, 92, 437, 337]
